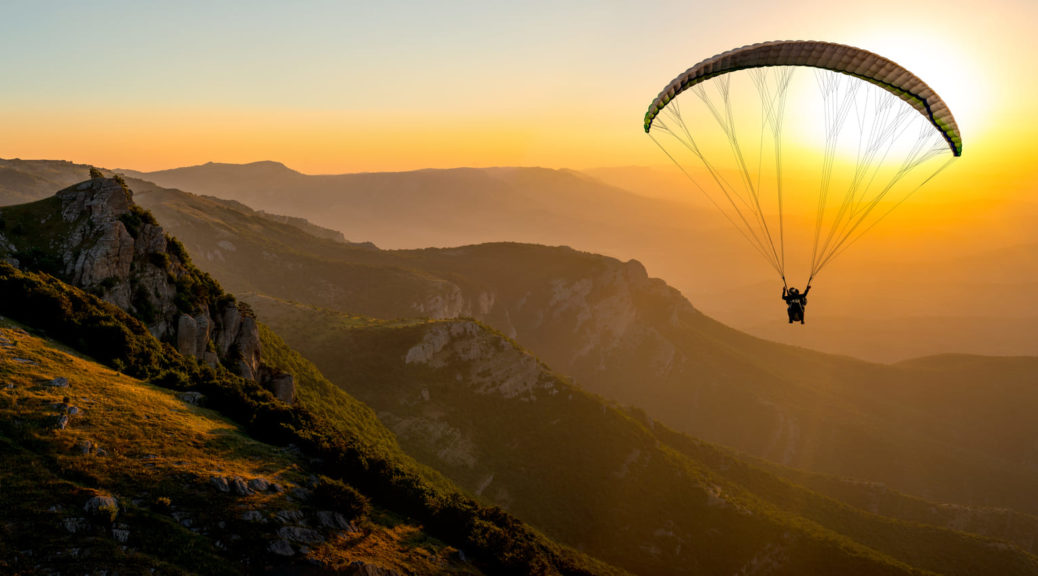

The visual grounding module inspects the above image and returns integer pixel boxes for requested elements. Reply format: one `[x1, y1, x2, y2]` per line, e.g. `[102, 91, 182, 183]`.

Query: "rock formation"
[0, 175, 293, 400]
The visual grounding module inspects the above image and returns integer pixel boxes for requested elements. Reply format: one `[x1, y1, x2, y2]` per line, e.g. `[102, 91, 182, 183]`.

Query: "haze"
[4, 3, 1038, 573]
[2, 0, 1036, 361]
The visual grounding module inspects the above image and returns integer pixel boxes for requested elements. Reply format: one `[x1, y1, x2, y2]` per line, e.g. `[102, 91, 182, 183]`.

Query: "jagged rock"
[316, 510, 352, 530]
[233, 315, 262, 380]
[277, 525, 324, 546]
[54, 414, 69, 430]
[269, 539, 294, 556]
[180, 391, 205, 405]
[404, 321, 544, 399]
[270, 372, 295, 404]
[77, 440, 93, 455]
[47, 377, 69, 388]
[247, 478, 270, 492]
[275, 509, 305, 524]
[210, 476, 230, 493]
[16, 177, 272, 383]
[230, 476, 253, 496]
[258, 366, 295, 404]
[176, 314, 198, 357]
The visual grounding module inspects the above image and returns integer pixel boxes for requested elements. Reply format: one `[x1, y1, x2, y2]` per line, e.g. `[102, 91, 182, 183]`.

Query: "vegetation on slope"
[0, 319, 481, 574]
[247, 296, 1038, 576]
[0, 261, 624, 575]
[124, 180, 1038, 521]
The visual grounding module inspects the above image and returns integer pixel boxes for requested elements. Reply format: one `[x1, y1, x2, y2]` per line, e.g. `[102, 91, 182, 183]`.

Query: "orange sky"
[0, 1, 1034, 203]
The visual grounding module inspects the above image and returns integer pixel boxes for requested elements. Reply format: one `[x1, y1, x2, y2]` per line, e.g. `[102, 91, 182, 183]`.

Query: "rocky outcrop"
[404, 320, 548, 400]
[424, 254, 691, 382]
[3, 176, 292, 401]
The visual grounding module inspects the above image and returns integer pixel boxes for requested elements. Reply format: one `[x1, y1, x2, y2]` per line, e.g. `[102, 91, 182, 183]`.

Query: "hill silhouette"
[113, 159, 1038, 361]
[248, 296, 1038, 576]
[3, 160, 1037, 574]
[0, 174, 628, 576]
[110, 178, 1038, 520]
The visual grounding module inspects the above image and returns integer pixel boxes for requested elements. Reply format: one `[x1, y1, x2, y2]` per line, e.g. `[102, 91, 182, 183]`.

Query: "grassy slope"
[248, 295, 1038, 576]
[128, 184, 1038, 544]
[126, 185, 1038, 517]
[0, 183, 629, 576]
[0, 318, 480, 575]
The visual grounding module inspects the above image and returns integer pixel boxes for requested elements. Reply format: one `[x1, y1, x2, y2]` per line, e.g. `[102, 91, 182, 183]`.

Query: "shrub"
[154, 496, 172, 513]
[166, 235, 191, 264]
[312, 476, 371, 520]
[118, 205, 158, 240]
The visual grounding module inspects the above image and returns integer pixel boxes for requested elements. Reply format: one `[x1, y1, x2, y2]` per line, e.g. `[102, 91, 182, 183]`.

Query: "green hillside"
[3, 161, 1036, 574]
[247, 295, 1038, 576]
[0, 179, 629, 575]
[0, 317, 482, 574]
[120, 179, 1038, 519]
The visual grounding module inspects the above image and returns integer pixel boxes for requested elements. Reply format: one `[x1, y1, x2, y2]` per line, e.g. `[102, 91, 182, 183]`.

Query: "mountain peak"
[196, 160, 300, 175]
[0, 177, 291, 398]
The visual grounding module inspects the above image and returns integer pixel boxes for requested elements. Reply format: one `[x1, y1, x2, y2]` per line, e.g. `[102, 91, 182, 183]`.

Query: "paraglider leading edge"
[643, 40, 962, 157]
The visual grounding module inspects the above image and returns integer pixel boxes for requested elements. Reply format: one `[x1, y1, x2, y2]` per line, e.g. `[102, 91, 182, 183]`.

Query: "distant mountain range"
[113, 159, 1038, 361]
[84, 170, 1036, 515]
[0, 171, 624, 575]
[3, 159, 1037, 574]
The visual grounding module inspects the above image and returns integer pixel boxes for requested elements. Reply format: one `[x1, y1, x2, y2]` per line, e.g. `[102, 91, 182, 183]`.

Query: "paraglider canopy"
[643, 40, 961, 285]
[644, 40, 961, 156]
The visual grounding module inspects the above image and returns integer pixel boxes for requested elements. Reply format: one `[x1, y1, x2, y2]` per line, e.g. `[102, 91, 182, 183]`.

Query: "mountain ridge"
[246, 296, 1038, 576]
[115, 158, 1038, 361]
[0, 173, 630, 575]
[114, 177, 1038, 520]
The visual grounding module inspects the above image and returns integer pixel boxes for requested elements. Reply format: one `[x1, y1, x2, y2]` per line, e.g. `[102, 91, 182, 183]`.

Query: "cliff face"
[0, 176, 291, 401]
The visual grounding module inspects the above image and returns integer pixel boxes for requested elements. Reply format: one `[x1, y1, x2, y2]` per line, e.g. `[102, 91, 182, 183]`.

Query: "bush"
[312, 476, 371, 520]
[166, 235, 191, 264]
[118, 205, 158, 240]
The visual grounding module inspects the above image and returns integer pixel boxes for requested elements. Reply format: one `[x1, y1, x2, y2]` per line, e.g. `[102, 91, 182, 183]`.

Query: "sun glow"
[846, 31, 988, 150]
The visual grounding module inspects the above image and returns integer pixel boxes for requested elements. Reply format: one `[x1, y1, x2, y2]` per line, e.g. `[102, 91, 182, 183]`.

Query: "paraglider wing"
[643, 40, 962, 156]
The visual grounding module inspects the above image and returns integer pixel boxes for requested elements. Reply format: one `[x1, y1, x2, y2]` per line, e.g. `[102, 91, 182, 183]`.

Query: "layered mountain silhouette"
[112, 175, 1038, 518]
[0, 172, 625, 575]
[2, 159, 1037, 575]
[113, 159, 1038, 361]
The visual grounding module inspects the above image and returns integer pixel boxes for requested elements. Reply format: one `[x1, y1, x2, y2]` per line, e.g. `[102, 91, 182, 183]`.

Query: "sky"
[0, 1, 1035, 190]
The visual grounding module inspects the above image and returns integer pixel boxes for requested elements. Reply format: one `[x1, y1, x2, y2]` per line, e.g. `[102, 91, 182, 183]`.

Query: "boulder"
[210, 476, 230, 493]
[267, 372, 295, 404]
[47, 377, 69, 388]
[230, 476, 253, 496]
[247, 478, 270, 492]
[268, 540, 294, 556]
